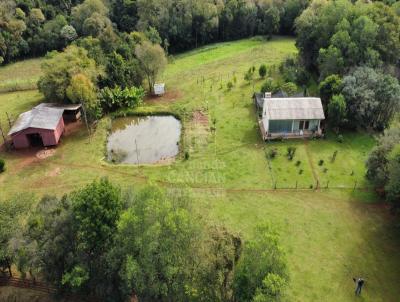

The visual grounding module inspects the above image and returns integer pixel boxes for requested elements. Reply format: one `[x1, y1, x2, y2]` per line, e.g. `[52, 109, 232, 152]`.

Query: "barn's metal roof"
[35, 103, 82, 111]
[264, 97, 325, 120]
[8, 107, 64, 136]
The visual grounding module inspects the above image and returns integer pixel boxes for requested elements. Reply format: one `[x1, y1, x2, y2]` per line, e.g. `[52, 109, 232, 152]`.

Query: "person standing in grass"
[353, 277, 365, 295]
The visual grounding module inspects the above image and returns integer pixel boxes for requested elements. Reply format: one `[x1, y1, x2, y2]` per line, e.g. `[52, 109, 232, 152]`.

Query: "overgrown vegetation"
[0, 180, 288, 302]
[366, 128, 400, 208]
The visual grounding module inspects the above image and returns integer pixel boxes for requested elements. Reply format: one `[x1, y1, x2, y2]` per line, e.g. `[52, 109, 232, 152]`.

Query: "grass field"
[0, 57, 43, 93]
[1, 36, 399, 301]
[0, 90, 43, 133]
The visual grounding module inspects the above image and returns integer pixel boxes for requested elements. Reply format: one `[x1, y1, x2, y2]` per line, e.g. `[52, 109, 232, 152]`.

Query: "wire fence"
[0, 276, 100, 301]
[0, 276, 56, 294]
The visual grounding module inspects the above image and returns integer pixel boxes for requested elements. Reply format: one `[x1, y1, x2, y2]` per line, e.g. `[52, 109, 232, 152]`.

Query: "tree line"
[1, 0, 310, 64]
[0, 179, 289, 302]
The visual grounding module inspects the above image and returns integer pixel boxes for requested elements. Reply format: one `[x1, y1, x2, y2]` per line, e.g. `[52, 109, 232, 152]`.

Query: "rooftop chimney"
[265, 92, 272, 98]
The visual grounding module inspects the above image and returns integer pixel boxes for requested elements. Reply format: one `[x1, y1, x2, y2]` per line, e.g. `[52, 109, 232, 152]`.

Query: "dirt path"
[304, 140, 320, 188]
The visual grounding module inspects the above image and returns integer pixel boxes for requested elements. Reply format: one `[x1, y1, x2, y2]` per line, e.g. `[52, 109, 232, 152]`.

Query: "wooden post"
[135, 139, 140, 165]
[295, 181, 298, 190]
[80, 102, 91, 140]
[326, 180, 329, 189]
[6, 112, 12, 129]
[274, 181, 277, 190]
[0, 121, 6, 143]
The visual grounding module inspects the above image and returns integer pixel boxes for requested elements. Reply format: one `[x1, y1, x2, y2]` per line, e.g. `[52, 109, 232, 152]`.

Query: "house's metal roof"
[35, 103, 82, 111]
[264, 97, 325, 120]
[8, 107, 64, 136]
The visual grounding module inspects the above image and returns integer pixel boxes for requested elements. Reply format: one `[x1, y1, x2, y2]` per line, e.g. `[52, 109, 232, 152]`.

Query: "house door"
[299, 120, 310, 130]
[27, 133, 43, 147]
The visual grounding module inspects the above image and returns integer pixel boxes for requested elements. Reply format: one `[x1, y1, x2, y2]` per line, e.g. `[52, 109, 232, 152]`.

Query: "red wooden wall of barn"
[11, 118, 65, 149]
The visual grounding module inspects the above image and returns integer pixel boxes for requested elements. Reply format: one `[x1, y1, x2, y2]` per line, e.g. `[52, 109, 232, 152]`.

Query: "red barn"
[8, 107, 65, 149]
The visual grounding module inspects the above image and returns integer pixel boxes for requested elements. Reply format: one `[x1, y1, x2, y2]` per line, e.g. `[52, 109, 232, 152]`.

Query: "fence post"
[0, 121, 6, 144]
[6, 112, 12, 129]
[295, 180, 298, 190]
[274, 181, 277, 190]
[326, 180, 329, 189]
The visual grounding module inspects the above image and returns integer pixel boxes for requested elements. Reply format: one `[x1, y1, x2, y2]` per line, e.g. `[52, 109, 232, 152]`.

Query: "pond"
[107, 115, 182, 164]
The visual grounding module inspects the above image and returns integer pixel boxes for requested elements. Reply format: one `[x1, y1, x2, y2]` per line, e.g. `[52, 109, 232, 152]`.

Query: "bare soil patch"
[47, 166, 62, 177]
[36, 148, 56, 159]
[192, 110, 209, 126]
[146, 89, 182, 104]
[64, 121, 84, 135]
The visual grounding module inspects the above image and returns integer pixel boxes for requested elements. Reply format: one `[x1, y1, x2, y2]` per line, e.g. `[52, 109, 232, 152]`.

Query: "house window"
[299, 121, 304, 130]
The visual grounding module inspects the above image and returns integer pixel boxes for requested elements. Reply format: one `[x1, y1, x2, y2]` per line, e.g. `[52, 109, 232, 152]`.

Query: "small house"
[8, 107, 65, 149]
[259, 93, 325, 140]
[154, 83, 165, 96]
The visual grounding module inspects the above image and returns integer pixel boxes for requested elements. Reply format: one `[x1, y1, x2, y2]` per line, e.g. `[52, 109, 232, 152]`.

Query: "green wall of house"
[269, 119, 320, 133]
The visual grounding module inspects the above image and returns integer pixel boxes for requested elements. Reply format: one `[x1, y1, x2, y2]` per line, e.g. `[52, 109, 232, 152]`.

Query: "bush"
[323, 168, 328, 173]
[100, 86, 145, 112]
[227, 81, 233, 90]
[337, 134, 344, 143]
[279, 55, 310, 86]
[331, 150, 338, 163]
[260, 78, 278, 94]
[233, 75, 237, 84]
[299, 169, 303, 175]
[287, 146, 296, 160]
[244, 69, 254, 83]
[281, 82, 298, 96]
[259, 64, 267, 78]
[184, 151, 190, 160]
[318, 159, 324, 166]
[295, 160, 301, 167]
[267, 148, 278, 159]
[0, 159, 5, 173]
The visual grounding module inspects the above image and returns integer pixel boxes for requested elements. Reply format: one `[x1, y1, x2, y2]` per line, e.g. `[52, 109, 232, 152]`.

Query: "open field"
[0, 90, 43, 133]
[1, 36, 399, 301]
[0, 58, 43, 93]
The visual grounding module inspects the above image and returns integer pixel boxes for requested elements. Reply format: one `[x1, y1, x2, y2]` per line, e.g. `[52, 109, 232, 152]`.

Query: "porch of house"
[259, 119, 323, 141]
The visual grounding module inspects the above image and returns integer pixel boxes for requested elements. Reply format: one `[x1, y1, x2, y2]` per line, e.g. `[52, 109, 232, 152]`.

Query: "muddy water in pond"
[107, 116, 181, 164]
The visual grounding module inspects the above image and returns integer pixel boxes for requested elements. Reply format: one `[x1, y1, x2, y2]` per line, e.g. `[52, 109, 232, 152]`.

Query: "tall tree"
[342, 67, 400, 130]
[327, 94, 346, 130]
[71, 0, 109, 34]
[38, 45, 103, 102]
[135, 40, 167, 93]
[0, 194, 33, 278]
[234, 223, 288, 302]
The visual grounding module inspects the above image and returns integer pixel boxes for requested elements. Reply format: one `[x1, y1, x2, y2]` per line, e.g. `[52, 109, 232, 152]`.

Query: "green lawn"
[1, 37, 399, 301]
